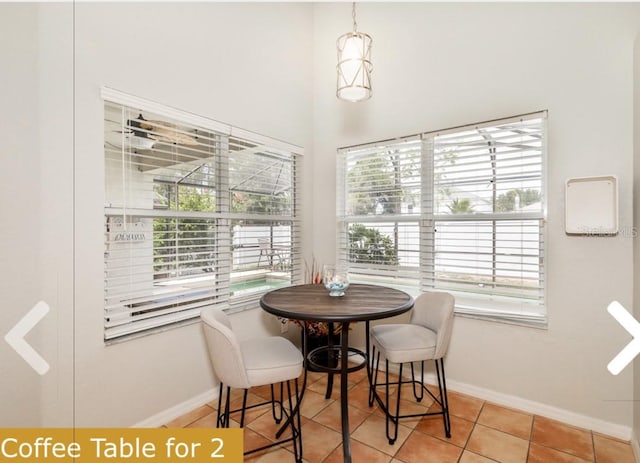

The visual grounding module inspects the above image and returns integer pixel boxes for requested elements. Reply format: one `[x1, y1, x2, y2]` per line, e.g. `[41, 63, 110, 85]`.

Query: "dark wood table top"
[260, 283, 414, 322]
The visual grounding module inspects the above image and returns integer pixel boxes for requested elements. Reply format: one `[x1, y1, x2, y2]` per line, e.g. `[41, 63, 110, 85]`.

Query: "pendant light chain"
[352, 2, 357, 33]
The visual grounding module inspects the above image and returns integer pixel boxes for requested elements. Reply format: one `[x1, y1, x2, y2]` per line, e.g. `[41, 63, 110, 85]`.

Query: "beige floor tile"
[204, 393, 276, 427]
[466, 424, 529, 463]
[243, 428, 275, 455]
[347, 379, 381, 412]
[293, 420, 342, 463]
[165, 370, 636, 463]
[228, 392, 273, 425]
[164, 404, 214, 428]
[429, 390, 484, 423]
[305, 370, 327, 384]
[477, 402, 533, 440]
[299, 389, 334, 418]
[395, 431, 463, 463]
[348, 365, 371, 383]
[592, 431, 631, 444]
[531, 416, 594, 461]
[323, 439, 392, 463]
[370, 369, 402, 386]
[251, 384, 281, 401]
[370, 381, 434, 407]
[186, 410, 219, 428]
[306, 375, 334, 396]
[247, 409, 294, 441]
[527, 442, 591, 463]
[306, 371, 360, 396]
[448, 391, 485, 422]
[414, 414, 474, 448]
[244, 447, 296, 463]
[458, 450, 498, 463]
[351, 414, 412, 456]
[372, 394, 430, 429]
[593, 433, 635, 463]
[313, 401, 370, 433]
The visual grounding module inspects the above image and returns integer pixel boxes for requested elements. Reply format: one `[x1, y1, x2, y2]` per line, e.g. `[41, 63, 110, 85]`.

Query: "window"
[103, 89, 302, 341]
[338, 112, 546, 326]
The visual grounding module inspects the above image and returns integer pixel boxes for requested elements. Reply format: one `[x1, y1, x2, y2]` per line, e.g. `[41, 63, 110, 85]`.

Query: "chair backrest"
[410, 291, 455, 359]
[201, 308, 250, 389]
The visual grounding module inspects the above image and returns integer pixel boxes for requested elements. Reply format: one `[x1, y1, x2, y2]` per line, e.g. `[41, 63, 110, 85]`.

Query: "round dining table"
[260, 283, 414, 463]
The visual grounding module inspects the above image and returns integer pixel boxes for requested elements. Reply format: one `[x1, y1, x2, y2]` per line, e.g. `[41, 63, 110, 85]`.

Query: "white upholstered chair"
[369, 291, 455, 444]
[201, 308, 303, 462]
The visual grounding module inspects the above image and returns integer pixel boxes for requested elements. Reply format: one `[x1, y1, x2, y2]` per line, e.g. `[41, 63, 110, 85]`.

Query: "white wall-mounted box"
[565, 175, 618, 235]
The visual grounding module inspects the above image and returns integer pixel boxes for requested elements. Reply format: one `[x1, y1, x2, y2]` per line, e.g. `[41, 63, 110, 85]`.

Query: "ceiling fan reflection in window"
[125, 113, 199, 149]
[104, 102, 218, 172]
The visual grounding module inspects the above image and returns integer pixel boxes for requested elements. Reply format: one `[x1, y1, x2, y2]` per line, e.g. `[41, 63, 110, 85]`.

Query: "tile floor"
[165, 367, 635, 463]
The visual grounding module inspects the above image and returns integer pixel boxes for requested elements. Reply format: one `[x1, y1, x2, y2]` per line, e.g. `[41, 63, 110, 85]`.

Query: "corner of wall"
[633, 26, 640, 462]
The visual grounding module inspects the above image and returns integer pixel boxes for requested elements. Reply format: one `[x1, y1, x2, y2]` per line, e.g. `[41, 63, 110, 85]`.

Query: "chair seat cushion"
[241, 337, 303, 387]
[371, 324, 437, 364]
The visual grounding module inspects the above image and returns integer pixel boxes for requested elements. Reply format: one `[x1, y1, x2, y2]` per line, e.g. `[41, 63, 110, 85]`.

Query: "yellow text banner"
[0, 428, 243, 462]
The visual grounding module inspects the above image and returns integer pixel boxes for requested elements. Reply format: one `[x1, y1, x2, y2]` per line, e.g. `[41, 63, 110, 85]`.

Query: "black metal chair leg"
[436, 359, 451, 438]
[239, 389, 248, 427]
[410, 361, 424, 402]
[389, 362, 403, 444]
[286, 380, 301, 462]
[384, 360, 392, 443]
[365, 321, 372, 382]
[223, 386, 231, 427]
[369, 347, 380, 407]
[271, 383, 283, 424]
[294, 378, 303, 461]
[216, 383, 225, 428]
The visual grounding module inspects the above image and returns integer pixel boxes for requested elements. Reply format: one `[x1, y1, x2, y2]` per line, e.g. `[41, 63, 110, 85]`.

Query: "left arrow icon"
[5, 301, 50, 375]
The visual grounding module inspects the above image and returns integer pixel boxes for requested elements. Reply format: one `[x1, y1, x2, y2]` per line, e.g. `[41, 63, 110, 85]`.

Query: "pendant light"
[336, 2, 372, 102]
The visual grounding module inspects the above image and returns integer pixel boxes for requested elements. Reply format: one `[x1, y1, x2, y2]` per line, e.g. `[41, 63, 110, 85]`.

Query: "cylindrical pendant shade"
[336, 31, 372, 102]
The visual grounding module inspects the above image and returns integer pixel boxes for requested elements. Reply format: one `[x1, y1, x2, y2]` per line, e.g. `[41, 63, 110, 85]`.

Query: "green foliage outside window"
[348, 223, 398, 265]
[447, 198, 475, 214]
[153, 185, 216, 277]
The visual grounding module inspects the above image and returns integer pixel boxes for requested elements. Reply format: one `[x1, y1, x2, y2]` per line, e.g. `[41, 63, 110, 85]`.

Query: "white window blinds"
[337, 138, 423, 291]
[104, 91, 302, 340]
[338, 112, 547, 326]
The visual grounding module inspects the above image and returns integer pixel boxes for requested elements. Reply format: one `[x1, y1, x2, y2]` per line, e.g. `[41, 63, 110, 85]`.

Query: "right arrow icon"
[607, 301, 640, 375]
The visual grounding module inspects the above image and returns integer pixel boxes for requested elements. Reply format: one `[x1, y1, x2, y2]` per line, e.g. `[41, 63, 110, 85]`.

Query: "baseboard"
[422, 372, 632, 441]
[132, 388, 218, 428]
[632, 431, 640, 463]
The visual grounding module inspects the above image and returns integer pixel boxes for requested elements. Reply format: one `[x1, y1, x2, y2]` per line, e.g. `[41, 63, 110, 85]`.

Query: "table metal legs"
[339, 322, 351, 463]
[279, 320, 366, 463]
[325, 323, 336, 399]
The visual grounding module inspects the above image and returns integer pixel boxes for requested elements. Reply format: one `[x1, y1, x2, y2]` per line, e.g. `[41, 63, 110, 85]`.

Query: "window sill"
[454, 310, 548, 329]
[453, 295, 547, 329]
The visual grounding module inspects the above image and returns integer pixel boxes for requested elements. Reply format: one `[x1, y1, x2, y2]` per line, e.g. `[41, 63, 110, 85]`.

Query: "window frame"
[103, 88, 303, 341]
[337, 112, 547, 327]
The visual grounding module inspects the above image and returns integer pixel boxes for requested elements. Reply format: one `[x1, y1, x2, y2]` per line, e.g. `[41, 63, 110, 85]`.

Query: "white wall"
[313, 3, 639, 434]
[1, 3, 75, 428]
[69, 3, 313, 426]
[0, 4, 44, 426]
[37, 3, 75, 427]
